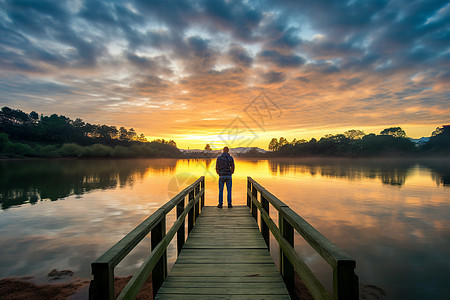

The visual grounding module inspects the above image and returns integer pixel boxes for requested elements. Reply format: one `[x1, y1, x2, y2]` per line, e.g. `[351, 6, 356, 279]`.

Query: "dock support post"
[279, 214, 294, 295]
[194, 184, 200, 220]
[200, 177, 205, 208]
[334, 260, 359, 300]
[151, 216, 167, 297]
[247, 180, 251, 207]
[251, 184, 258, 220]
[89, 262, 114, 300]
[188, 190, 194, 234]
[176, 196, 185, 254]
[261, 194, 270, 250]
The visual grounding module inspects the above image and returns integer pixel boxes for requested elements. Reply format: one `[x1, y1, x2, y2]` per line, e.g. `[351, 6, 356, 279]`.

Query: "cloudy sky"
[0, 0, 449, 149]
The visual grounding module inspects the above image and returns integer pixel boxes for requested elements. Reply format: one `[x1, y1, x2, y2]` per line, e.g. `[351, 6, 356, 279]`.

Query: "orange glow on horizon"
[144, 123, 438, 150]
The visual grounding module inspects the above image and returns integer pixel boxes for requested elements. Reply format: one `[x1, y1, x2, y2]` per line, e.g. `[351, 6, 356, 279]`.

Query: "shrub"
[80, 144, 113, 157]
[5, 142, 37, 156]
[59, 143, 83, 157]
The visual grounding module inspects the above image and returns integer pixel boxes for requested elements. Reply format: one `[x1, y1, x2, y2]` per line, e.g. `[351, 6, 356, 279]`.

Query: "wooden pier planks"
[155, 206, 290, 299]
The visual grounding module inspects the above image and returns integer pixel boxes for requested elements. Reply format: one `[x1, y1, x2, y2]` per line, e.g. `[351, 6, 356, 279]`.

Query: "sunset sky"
[0, 0, 449, 149]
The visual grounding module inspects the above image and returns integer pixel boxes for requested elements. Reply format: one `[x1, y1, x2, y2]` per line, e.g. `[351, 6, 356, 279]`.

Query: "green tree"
[0, 133, 9, 151]
[344, 129, 365, 139]
[137, 134, 147, 143]
[422, 125, 450, 153]
[380, 127, 406, 138]
[268, 138, 279, 151]
[431, 127, 444, 136]
[293, 139, 307, 144]
[119, 127, 129, 141]
[127, 128, 137, 141]
[29, 111, 39, 120]
[279, 137, 288, 147]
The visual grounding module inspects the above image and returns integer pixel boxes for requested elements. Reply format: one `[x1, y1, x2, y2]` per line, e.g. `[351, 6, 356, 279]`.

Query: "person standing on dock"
[216, 146, 235, 208]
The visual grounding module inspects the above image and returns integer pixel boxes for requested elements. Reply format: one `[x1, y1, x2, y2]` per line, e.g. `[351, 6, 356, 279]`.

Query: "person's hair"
[223, 146, 229, 153]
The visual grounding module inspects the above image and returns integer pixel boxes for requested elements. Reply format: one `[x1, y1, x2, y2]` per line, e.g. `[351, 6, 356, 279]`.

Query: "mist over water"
[0, 158, 449, 299]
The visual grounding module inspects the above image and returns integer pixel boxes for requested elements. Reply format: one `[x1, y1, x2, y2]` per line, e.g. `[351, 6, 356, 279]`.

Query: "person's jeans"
[218, 175, 232, 205]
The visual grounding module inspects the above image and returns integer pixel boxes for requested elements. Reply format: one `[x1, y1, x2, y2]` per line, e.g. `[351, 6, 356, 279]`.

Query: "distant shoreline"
[2, 154, 450, 161]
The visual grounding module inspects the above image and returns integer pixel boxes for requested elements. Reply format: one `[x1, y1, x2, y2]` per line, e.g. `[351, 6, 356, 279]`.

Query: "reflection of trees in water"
[268, 158, 450, 186]
[203, 159, 212, 170]
[431, 173, 449, 186]
[0, 159, 177, 210]
[380, 170, 406, 186]
[424, 159, 450, 187]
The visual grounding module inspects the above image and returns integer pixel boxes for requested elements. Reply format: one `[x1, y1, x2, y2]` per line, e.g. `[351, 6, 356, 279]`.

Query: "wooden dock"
[90, 176, 358, 300]
[155, 206, 290, 299]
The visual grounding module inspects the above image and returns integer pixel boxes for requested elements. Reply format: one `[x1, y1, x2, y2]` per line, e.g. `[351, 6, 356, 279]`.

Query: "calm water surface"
[0, 158, 449, 299]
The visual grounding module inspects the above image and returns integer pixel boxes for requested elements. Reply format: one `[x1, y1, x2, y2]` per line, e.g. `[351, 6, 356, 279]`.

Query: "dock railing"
[89, 176, 205, 300]
[247, 177, 359, 300]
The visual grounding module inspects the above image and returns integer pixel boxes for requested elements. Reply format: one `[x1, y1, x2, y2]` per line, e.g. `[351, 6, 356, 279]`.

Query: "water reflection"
[268, 158, 450, 187]
[0, 158, 449, 299]
[0, 159, 176, 210]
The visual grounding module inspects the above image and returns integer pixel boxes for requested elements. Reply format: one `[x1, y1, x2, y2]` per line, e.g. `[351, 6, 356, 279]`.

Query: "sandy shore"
[0, 269, 384, 299]
[0, 269, 152, 300]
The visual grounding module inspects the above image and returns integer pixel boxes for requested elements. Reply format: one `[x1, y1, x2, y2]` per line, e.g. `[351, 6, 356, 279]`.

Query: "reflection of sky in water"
[0, 158, 449, 299]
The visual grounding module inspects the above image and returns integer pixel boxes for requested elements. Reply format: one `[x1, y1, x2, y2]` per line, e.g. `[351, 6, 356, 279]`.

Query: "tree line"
[0, 106, 180, 158]
[267, 126, 450, 157]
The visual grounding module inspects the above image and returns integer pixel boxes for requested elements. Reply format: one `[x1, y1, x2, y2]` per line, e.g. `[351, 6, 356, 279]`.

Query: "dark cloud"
[202, 0, 263, 41]
[132, 75, 170, 92]
[258, 50, 305, 68]
[296, 76, 310, 83]
[301, 37, 363, 60]
[133, 0, 195, 29]
[78, 1, 117, 26]
[308, 61, 341, 74]
[126, 52, 172, 75]
[339, 77, 363, 90]
[257, 13, 303, 51]
[5, 0, 69, 36]
[262, 71, 285, 84]
[1, 0, 106, 70]
[269, 27, 303, 50]
[181, 36, 218, 72]
[228, 45, 253, 67]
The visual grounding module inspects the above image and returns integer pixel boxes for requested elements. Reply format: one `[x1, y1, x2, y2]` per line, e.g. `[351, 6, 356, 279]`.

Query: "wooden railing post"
[334, 260, 359, 300]
[90, 176, 205, 298]
[279, 214, 294, 295]
[188, 190, 194, 234]
[200, 177, 205, 208]
[89, 262, 114, 300]
[151, 216, 167, 297]
[261, 194, 270, 250]
[251, 184, 258, 220]
[176, 197, 185, 255]
[247, 180, 251, 207]
[194, 184, 200, 219]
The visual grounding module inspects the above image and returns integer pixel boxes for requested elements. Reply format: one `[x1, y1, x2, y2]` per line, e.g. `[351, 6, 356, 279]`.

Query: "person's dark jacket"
[216, 152, 235, 176]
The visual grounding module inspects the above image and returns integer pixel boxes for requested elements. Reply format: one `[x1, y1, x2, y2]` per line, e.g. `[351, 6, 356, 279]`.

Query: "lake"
[0, 158, 449, 299]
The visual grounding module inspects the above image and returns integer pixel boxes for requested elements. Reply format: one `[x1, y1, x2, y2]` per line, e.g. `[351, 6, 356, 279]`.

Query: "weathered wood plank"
[158, 282, 288, 295]
[155, 294, 290, 300]
[163, 276, 285, 283]
[176, 249, 273, 264]
[178, 248, 270, 255]
[160, 282, 287, 290]
[165, 275, 283, 283]
[183, 242, 267, 249]
[168, 264, 280, 277]
[184, 237, 266, 244]
[175, 257, 274, 264]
